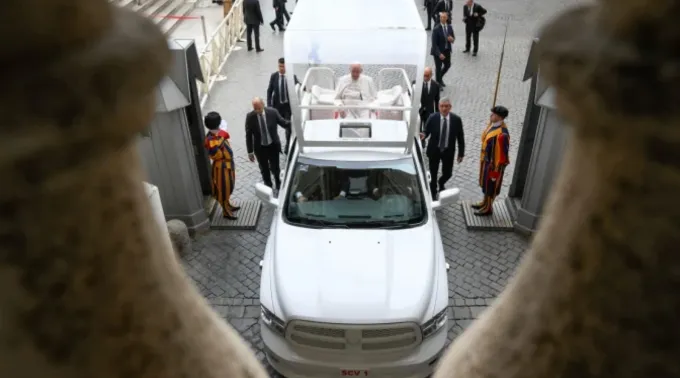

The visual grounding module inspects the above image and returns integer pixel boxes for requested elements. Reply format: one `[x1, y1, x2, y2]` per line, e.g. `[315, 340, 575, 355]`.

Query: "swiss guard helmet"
[490, 106, 509, 119]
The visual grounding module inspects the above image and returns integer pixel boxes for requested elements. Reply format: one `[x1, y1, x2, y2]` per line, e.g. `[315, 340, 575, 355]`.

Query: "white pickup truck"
[256, 0, 457, 377]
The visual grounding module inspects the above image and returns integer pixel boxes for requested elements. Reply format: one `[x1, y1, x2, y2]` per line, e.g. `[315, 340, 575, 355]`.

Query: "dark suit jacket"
[433, 0, 453, 18]
[273, 0, 285, 8]
[463, 3, 487, 29]
[243, 0, 264, 25]
[423, 112, 465, 157]
[430, 23, 455, 56]
[425, 0, 436, 12]
[245, 108, 290, 154]
[266, 73, 301, 108]
[419, 80, 440, 117]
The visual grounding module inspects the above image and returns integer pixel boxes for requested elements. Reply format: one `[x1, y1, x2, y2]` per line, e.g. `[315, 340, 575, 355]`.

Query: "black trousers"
[465, 26, 480, 52]
[270, 8, 285, 30]
[276, 103, 292, 152]
[427, 149, 454, 199]
[255, 144, 282, 189]
[433, 51, 451, 84]
[246, 24, 261, 50]
[282, 6, 291, 23]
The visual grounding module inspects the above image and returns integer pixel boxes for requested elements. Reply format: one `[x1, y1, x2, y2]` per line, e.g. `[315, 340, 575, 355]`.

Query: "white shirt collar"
[492, 121, 502, 127]
[441, 113, 449, 119]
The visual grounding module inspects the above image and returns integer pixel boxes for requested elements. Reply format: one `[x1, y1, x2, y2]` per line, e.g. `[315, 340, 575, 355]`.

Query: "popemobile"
[255, 0, 460, 376]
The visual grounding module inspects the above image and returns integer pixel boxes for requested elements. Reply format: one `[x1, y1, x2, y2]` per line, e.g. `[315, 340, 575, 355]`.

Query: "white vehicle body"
[256, 0, 459, 377]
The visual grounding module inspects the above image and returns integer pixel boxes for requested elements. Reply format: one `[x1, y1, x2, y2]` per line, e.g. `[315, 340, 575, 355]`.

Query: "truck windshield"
[283, 157, 427, 228]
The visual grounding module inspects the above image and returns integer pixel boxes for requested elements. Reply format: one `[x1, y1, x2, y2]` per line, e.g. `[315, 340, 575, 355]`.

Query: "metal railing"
[197, 0, 246, 108]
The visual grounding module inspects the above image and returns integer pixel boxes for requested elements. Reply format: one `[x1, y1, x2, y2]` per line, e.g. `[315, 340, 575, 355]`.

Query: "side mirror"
[432, 188, 460, 211]
[255, 183, 279, 207]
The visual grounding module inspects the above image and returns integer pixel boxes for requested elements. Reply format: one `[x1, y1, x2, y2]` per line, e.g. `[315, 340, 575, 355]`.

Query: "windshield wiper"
[351, 219, 413, 229]
[288, 217, 349, 228]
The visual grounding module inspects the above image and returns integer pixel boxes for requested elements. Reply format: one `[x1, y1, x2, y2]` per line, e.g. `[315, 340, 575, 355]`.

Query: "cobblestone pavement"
[181, 0, 584, 374]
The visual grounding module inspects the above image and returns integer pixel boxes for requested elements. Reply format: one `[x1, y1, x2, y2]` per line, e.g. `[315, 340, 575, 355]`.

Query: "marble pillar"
[0, 1, 267, 377]
[435, 0, 680, 377]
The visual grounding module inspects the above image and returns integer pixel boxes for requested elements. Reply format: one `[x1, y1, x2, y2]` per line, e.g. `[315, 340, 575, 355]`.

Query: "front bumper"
[261, 320, 448, 378]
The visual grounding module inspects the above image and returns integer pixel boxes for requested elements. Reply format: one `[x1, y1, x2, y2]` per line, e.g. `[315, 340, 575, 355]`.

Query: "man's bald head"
[424, 67, 433, 81]
[252, 97, 264, 113]
[350, 63, 363, 80]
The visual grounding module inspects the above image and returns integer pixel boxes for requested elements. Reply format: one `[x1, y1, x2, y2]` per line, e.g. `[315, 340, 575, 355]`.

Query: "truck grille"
[286, 321, 421, 352]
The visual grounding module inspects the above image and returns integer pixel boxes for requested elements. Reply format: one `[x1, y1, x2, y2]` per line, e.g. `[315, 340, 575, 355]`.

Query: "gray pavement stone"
[176, 0, 588, 374]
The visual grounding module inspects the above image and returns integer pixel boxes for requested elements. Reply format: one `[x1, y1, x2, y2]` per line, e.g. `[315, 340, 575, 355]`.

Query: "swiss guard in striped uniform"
[204, 112, 240, 220]
[472, 106, 510, 216]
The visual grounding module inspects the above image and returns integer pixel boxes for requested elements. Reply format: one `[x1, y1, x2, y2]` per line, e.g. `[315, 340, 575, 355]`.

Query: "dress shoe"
[269, 23, 275, 31]
[223, 214, 238, 220]
[473, 210, 492, 216]
[247, 47, 253, 51]
[472, 52, 477, 56]
[471, 203, 484, 210]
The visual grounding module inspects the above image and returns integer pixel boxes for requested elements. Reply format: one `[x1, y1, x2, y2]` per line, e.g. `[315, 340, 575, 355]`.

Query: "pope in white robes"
[334, 63, 377, 119]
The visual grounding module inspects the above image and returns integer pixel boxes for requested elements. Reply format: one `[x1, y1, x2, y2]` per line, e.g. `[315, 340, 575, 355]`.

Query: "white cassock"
[334, 74, 377, 119]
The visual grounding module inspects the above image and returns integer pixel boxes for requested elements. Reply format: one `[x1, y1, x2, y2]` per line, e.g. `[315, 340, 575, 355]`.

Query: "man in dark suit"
[243, 0, 264, 52]
[462, 0, 487, 56]
[246, 97, 291, 190]
[420, 97, 465, 199]
[430, 12, 455, 88]
[424, 0, 436, 30]
[433, 0, 453, 24]
[419, 67, 441, 135]
[266, 57, 301, 154]
[269, 0, 285, 32]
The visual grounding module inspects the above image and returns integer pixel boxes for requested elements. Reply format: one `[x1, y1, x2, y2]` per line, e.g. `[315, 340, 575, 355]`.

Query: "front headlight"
[421, 308, 447, 338]
[261, 305, 286, 335]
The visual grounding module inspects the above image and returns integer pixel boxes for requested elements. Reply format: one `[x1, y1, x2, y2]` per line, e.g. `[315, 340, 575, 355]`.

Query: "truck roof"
[286, 0, 424, 32]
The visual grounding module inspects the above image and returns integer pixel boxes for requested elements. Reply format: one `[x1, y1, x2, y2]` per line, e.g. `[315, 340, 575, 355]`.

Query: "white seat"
[373, 85, 407, 120]
[309, 85, 336, 120]
[310, 85, 336, 104]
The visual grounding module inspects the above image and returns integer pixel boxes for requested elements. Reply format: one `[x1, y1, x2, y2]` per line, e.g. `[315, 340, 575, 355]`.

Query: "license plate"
[340, 370, 369, 376]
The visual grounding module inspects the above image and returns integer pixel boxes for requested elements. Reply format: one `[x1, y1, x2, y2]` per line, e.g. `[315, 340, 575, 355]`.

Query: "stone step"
[160, 1, 196, 35]
[110, 0, 197, 35]
[143, 0, 176, 18]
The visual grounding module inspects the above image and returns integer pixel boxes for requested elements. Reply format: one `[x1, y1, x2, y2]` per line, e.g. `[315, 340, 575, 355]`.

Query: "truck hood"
[272, 223, 436, 323]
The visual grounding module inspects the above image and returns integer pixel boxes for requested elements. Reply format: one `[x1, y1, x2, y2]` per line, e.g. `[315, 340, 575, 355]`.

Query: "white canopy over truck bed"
[283, 0, 427, 154]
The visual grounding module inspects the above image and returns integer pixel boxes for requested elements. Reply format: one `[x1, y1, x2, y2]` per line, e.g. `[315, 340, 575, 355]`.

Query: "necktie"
[439, 116, 448, 151]
[445, 26, 450, 49]
[259, 113, 270, 145]
[280, 75, 287, 103]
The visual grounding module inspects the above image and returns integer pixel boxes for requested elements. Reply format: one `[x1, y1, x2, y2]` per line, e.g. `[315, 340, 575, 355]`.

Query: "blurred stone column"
[435, 0, 680, 377]
[0, 1, 266, 378]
